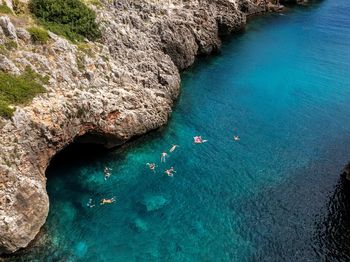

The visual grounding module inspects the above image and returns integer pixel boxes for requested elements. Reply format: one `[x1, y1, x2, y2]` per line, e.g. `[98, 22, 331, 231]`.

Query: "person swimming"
[233, 135, 240, 141]
[104, 167, 112, 172]
[87, 198, 95, 208]
[104, 167, 112, 180]
[146, 163, 156, 172]
[165, 167, 176, 177]
[100, 197, 116, 205]
[104, 172, 111, 181]
[165, 169, 173, 177]
[161, 152, 168, 162]
[194, 136, 208, 144]
[169, 144, 179, 153]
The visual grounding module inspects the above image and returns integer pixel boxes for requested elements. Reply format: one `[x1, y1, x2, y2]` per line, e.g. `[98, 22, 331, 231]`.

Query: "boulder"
[16, 28, 31, 42]
[0, 54, 20, 74]
[0, 16, 17, 40]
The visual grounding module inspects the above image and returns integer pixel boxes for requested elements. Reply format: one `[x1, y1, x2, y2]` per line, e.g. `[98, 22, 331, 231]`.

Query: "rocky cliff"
[0, 0, 281, 254]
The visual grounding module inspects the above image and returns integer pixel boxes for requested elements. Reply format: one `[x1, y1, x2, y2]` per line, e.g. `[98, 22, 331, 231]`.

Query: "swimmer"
[100, 197, 116, 205]
[194, 136, 208, 144]
[146, 162, 156, 172]
[87, 198, 95, 208]
[165, 167, 176, 177]
[233, 135, 240, 141]
[104, 167, 112, 172]
[104, 172, 111, 181]
[165, 169, 173, 177]
[104, 166, 112, 180]
[169, 144, 179, 153]
[161, 152, 168, 163]
[194, 136, 201, 144]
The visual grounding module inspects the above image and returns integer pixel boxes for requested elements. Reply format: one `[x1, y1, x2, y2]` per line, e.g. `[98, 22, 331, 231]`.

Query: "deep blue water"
[16, 0, 350, 261]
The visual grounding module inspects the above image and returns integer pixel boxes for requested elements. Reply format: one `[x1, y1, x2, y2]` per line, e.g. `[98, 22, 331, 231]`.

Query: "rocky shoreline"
[0, 0, 303, 254]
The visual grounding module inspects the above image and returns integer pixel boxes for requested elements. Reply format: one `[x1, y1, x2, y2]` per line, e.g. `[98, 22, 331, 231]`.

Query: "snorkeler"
[161, 152, 168, 163]
[233, 135, 240, 141]
[146, 163, 156, 172]
[169, 144, 179, 153]
[100, 197, 116, 205]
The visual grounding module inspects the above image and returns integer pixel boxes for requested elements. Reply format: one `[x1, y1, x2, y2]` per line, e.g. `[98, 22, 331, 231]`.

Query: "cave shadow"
[45, 127, 169, 179]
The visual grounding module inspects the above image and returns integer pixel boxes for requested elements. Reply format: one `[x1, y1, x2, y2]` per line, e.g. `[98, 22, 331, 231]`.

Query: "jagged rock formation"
[0, 0, 278, 254]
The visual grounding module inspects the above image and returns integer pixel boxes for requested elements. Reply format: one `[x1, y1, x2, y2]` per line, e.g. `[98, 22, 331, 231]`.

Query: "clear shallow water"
[12, 1, 350, 261]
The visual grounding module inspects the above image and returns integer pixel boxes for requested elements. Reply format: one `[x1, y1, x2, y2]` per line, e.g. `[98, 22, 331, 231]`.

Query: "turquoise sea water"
[12, 0, 350, 261]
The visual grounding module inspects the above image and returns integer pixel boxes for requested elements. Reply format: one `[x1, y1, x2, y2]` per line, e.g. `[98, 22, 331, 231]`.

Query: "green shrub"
[4, 40, 18, 50]
[28, 26, 50, 43]
[0, 67, 48, 118]
[85, 0, 102, 8]
[29, 0, 101, 42]
[0, 3, 13, 14]
[77, 43, 94, 56]
[0, 100, 14, 118]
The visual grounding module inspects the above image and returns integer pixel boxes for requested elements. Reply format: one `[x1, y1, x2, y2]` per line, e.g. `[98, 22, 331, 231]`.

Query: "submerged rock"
[141, 194, 170, 212]
[131, 218, 149, 232]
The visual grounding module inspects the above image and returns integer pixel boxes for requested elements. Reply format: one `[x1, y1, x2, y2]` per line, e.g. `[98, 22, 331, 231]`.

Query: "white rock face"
[0, 16, 17, 40]
[0, 0, 268, 254]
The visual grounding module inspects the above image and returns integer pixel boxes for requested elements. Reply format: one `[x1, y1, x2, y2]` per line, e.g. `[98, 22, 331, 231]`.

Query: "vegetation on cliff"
[29, 0, 101, 42]
[0, 2, 13, 14]
[27, 26, 50, 43]
[0, 68, 48, 118]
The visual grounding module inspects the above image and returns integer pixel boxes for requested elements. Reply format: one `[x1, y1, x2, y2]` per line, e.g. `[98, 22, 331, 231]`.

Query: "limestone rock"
[16, 28, 31, 43]
[0, 16, 17, 40]
[2, 0, 13, 10]
[0, 55, 20, 74]
[0, 26, 5, 44]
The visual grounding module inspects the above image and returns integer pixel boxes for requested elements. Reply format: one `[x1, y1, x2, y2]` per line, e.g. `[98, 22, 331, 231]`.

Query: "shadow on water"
[229, 136, 350, 261]
[235, 174, 350, 262]
[46, 143, 111, 177]
[313, 177, 350, 261]
[45, 126, 169, 178]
